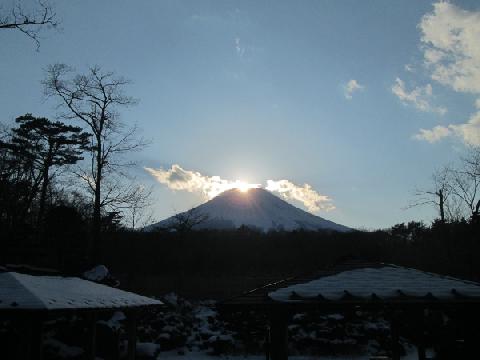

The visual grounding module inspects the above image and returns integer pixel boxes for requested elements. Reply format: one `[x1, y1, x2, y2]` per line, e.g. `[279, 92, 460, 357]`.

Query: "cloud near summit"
[144, 164, 253, 200]
[145, 165, 335, 213]
[265, 179, 335, 212]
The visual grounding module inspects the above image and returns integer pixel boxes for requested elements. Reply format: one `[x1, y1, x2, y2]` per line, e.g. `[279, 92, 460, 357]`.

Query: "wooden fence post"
[127, 310, 138, 360]
[269, 308, 288, 360]
[390, 312, 400, 360]
[30, 317, 44, 360]
[85, 312, 97, 360]
[416, 309, 426, 360]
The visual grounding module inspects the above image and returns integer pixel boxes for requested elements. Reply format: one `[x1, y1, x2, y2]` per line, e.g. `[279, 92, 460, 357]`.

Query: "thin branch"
[0, 0, 58, 50]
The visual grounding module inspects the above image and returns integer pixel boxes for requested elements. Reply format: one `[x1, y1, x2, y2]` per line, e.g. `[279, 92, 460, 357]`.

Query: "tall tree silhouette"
[44, 64, 145, 258]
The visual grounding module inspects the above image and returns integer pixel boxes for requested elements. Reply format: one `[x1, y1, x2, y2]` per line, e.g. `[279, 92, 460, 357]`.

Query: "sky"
[1, 0, 480, 229]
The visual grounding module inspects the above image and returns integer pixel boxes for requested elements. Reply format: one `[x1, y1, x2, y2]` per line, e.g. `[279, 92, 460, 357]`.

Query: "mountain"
[148, 188, 350, 232]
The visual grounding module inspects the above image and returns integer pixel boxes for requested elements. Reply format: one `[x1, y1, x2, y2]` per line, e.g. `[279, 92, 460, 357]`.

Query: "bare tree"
[449, 169, 479, 217]
[409, 166, 454, 222]
[170, 208, 209, 233]
[0, 0, 58, 49]
[43, 64, 146, 255]
[452, 147, 480, 218]
[410, 148, 480, 222]
[98, 178, 154, 230]
[122, 184, 155, 230]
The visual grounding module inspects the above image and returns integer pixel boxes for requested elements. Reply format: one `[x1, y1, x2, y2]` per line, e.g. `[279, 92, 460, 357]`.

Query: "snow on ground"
[97, 311, 126, 331]
[137, 342, 161, 357]
[131, 294, 421, 359]
[155, 349, 419, 360]
[31, 293, 434, 359]
[44, 338, 83, 358]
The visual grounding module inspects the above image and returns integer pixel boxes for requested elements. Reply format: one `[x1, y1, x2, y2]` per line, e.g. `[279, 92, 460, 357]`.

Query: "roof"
[0, 272, 163, 312]
[219, 261, 480, 309]
[269, 265, 480, 302]
[3, 264, 59, 276]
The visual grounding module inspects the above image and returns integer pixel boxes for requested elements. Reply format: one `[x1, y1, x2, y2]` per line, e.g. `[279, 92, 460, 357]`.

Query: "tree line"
[0, 64, 156, 259]
[0, 1, 152, 266]
[92, 219, 480, 299]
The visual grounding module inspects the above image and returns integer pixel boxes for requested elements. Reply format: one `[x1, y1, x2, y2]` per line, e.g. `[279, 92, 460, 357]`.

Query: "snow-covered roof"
[0, 272, 163, 311]
[269, 265, 480, 302]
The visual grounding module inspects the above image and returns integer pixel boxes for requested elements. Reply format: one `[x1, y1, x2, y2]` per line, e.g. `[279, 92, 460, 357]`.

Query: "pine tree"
[0, 114, 90, 226]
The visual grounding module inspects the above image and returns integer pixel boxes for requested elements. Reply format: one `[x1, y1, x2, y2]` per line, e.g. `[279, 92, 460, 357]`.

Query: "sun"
[237, 181, 251, 193]
[231, 180, 260, 193]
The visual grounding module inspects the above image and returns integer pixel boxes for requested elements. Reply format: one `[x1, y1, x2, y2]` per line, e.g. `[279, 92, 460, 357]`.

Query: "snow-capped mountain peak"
[148, 188, 349, 232]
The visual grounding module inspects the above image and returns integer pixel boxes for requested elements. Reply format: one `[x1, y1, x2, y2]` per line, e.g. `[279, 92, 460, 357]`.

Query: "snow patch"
[136, 342, 160, 357]
[44, 338, 83, 358]
[83, 265, 109, 282]
[97, 311, 126, 331]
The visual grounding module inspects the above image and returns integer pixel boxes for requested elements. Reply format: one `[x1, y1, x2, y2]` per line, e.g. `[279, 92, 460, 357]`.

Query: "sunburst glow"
[231, 180, 259, 193]
[145, 164, 335, 213]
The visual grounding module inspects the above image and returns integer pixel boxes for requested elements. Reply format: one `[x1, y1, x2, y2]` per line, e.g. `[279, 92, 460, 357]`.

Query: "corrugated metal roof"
[219, 261, 480, 308]
[270, 265, 480, 302]
[0, 272, 163, 311]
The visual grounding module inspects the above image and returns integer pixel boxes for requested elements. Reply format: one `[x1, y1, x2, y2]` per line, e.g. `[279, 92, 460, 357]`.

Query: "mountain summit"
[148, 188, 350, 232]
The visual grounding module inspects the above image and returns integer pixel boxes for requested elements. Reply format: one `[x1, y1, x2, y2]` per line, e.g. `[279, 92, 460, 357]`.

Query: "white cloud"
[265, 180, 335, 212]
[414, 111, 480, 146]
[410, 2, 480, 146]
[475, 98, 480, 109]
[235, 37, 245, 57]
[420, 2, 480, 93]
[145, 165, 335, 213]
[413, 125, 451, 143]
[145, 165, 260, 199]
[448, 111, 480, 146]
[344, 79, 364, 99]
[391, 77, 447, 115]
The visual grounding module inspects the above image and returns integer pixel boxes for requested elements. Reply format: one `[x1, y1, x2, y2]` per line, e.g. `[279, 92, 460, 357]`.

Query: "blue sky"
[2, 0, 480, 229]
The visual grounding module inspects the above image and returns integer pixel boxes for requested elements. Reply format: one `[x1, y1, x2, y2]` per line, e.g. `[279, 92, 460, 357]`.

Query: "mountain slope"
[148, 188, 350, 232]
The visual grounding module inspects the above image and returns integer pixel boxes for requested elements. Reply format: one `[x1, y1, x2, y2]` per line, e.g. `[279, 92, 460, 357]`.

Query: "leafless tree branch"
[43, 64, 146, 249]
[0, 0, 58, 49]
